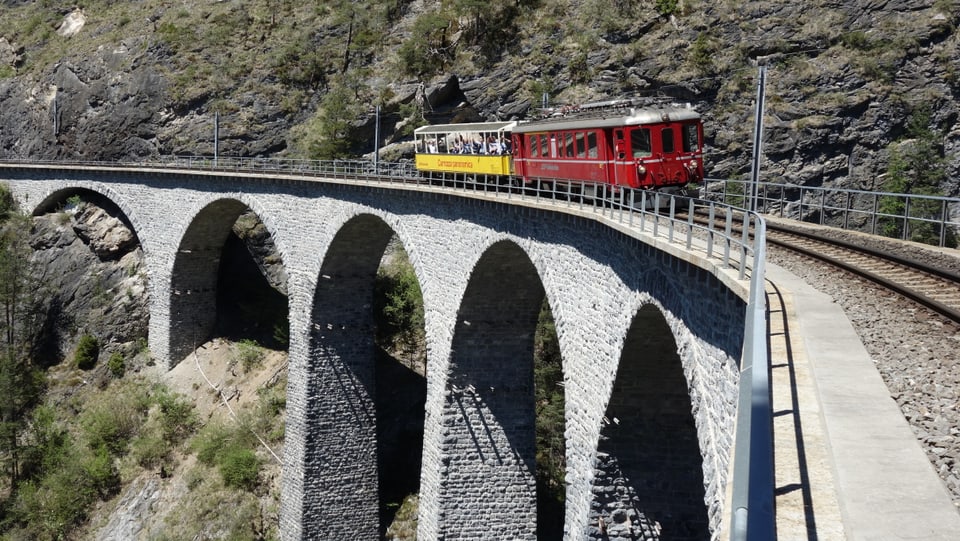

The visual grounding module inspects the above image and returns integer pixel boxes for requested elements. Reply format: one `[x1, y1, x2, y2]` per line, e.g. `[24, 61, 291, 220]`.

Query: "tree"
[0, 203, 44, 487]
[397, 11, 453, 78]
[879, 106, 955, 246]
[533, 300, 565, 539]
[0, 183, 15, 222]
[295, 84, 364, 159]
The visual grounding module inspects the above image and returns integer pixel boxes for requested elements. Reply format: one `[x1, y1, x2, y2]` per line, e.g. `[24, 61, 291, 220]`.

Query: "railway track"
[765, 224, 960, 324]
[677, 205, 960, 323]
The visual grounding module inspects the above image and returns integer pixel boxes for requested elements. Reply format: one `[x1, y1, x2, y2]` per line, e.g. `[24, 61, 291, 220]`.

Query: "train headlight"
[637, 164, 647, 177]
[687, 160, 699, 176]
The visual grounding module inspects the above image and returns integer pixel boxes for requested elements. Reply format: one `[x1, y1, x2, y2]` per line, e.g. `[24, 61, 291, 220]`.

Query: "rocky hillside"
[28, 195, 148, 366]
[0, 0, 957, 197]
[0, 194, 290, 540]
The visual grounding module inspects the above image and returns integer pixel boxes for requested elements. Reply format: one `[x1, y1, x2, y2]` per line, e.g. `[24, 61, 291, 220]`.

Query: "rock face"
[29, 197, 148, 363]
[72, 203, 139, 260]
[0, 1, 957, 196]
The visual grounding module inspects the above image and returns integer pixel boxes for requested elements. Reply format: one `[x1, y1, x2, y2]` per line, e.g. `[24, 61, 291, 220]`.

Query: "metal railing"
[1, 157, 772, 540]
[729, 216, 773, 541]
[701, 177, 960, 248]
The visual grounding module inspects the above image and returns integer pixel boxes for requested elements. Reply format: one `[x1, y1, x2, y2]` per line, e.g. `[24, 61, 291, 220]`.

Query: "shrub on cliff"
[75, 334, 99, 370]
[108, 352, 125, 378]
[0, 182, 15, 222]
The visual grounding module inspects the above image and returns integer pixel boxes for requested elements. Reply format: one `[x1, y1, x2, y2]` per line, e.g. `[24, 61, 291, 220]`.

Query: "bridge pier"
[432, 241, 544, 540]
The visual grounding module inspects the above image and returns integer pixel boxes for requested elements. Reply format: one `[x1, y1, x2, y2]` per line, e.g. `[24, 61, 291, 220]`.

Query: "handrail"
[729, 215, 773, 541]
[0, 157, 772, 540]
[702, 177, 960, 248]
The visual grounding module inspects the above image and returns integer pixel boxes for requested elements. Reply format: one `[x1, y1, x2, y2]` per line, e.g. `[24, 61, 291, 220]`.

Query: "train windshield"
[631, 129, 651, 158]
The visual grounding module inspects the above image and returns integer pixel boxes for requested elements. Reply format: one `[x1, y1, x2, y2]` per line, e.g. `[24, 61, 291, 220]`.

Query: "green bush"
[7, 428, 118, 539]
[108, 352, 125, 378]
[236, 339, 264, 373]
[83, 445, 121, 498]
[156, 391, 198, 445]
[75, 334, 99, 370]
[80, 387, 150, 456]
[0, 182, 15, 221]
[130, 432, 168, 469]
[655, 0, 679, 16]
[841, 30, 872, 51]
[879, 106, 955, 247]
[218, 447, 261, 491]
[193, 423, 235, 466]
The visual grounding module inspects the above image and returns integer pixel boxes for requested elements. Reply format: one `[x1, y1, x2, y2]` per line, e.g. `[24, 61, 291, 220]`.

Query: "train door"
[512, 134, 524, 178]
[655, 125, 685, 185]
[613, 127, 655, 188]
[612, 129, 633, 188]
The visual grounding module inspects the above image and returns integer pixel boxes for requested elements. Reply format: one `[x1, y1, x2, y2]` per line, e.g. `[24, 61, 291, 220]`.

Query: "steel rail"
[767, 222, 960, 283]
[767, 228, 960, 325]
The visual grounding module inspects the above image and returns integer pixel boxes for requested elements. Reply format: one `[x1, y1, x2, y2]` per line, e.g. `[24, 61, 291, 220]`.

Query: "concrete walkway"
[766, 263, 960, 540]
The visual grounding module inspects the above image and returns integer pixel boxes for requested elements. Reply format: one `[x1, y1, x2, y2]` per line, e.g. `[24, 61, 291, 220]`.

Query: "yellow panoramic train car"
[413, 121, 517, 177]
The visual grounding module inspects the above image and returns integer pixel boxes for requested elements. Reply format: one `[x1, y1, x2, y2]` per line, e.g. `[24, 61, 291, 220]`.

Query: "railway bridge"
[1, 164, 753, 540]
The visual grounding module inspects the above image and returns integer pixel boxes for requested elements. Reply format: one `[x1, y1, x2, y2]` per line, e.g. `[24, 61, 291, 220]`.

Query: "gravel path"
[767, 237, 960, 511]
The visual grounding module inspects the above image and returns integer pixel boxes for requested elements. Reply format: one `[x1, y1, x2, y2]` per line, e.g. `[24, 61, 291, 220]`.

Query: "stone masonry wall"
[1, 166, 746, 540]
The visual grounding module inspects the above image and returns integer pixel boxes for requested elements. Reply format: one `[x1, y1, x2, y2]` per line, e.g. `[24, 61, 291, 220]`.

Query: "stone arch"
[437, 239, 545, 540]
[21, 183, 150, 366]
[297, 213, 402, 539]
[29, 185, 146, 256]
[168, 197, 288, 364]
[590, 303, 710, 540]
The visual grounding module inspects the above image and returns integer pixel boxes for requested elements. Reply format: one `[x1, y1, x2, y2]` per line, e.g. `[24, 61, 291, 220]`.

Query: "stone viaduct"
[1, 165, 749, 540]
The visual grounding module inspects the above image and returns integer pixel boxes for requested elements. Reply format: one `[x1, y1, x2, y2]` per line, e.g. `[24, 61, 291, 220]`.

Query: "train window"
[631, 129, 651, 158]
[540, 135, 549, 158]
[615, 129, 625, 159]
[661, 128, 675, 153]
[682, 124, 699, 152]
[564, 133, 574, 158]
[530, 135, 539, 157]
[576, 132, 586, 158]
[587, 132, 598, 158]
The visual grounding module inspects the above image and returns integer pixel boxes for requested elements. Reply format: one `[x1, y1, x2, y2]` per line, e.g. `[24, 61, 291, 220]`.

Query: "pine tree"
[879, 106, 955, 246]
[0, 189, 44, 487]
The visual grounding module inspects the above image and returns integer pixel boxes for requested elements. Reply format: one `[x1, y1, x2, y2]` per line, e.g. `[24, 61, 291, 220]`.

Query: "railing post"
[940, 200, 948, 248]
[640, 192, 647, 231]
[903, 196, 911, 241]
[729, 214, 773, 541]
[668, 195, 676, 243]
[739, 213, 750, 280]
[707, 203, 716, 258]
[653, 193, 660, 237]
[843, 192, 850, 230]
[820, 190, 826, 225]
[723, 206, 732, 268]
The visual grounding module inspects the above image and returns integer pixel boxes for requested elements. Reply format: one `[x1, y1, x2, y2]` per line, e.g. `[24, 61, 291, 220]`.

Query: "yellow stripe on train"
[415, 154, 513, 176]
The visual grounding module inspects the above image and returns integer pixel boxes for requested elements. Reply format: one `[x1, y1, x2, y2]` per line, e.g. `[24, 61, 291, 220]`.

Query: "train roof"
[512, 106, 701, 133]
[414, 121, 518, 135]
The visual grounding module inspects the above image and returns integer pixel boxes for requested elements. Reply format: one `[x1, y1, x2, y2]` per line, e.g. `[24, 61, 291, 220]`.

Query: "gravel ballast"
[767, 236, 960, 510]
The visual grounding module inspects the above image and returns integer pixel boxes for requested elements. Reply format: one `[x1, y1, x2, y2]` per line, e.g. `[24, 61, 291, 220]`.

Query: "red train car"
[510, 103, 704, 195]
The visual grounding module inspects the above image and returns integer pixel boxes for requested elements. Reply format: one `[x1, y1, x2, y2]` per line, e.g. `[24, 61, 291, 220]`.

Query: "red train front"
[510, 103, 704, 194]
